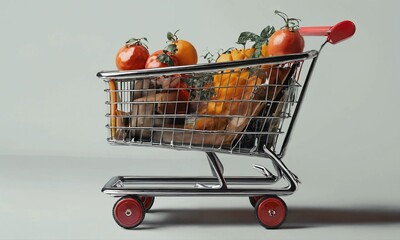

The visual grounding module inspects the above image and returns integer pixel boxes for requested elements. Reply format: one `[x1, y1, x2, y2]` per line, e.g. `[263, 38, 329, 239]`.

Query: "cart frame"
[97, 20, 355, 229]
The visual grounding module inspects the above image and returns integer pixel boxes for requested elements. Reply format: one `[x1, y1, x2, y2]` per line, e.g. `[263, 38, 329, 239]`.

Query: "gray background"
[1, 0, 400, 239]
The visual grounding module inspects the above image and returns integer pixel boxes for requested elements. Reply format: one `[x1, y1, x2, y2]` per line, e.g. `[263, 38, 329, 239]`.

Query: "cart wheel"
[113, 196, 145, 229]
[255, 196, 287, 229]
[249, 196, 263, 208]
[139, 196, 155, 212]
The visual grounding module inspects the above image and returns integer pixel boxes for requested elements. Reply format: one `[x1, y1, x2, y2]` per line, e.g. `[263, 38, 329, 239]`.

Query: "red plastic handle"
[299, 20, 356, 44]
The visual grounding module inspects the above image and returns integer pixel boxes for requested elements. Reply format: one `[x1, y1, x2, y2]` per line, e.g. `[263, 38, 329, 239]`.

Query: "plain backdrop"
[1, 0, 400, 239]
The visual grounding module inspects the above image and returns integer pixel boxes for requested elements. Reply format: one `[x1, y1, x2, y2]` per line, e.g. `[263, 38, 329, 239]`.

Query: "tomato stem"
[274, 10, 301, 30]
[125, 37, 148, 49]
[167, 29, 180, 42]
[158, 51, 176, 66]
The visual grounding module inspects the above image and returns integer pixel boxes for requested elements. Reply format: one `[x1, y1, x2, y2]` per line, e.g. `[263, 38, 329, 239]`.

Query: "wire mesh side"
[103, 57, 313, 156]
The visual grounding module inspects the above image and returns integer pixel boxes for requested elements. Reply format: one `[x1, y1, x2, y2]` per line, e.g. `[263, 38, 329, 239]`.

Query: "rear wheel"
[113, 196, 145, 229]
[139, 196, 155, 212]
[255, 196, 287, 229]
[249, 196, 263, 208]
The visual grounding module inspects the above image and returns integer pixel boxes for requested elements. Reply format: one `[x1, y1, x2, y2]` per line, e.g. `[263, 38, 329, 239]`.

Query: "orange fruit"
[173, 39, 198, 65]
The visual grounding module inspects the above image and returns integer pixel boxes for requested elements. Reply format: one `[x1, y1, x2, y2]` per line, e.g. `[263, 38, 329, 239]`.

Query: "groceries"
[108, 10, 303, 150]
[108, 62, 297, 151]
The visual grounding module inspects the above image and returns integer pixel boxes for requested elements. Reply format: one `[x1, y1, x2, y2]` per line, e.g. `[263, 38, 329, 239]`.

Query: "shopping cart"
[97, 20, 355, 229]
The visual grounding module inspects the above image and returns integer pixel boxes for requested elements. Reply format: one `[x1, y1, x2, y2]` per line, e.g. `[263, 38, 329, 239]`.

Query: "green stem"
[167, 29, 180, 42]
[274, 10, 301, 30]
[125, 37, 148, 48]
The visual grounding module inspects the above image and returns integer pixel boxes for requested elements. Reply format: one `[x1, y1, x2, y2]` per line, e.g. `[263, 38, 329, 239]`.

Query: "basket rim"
[97, 50, 318, 80]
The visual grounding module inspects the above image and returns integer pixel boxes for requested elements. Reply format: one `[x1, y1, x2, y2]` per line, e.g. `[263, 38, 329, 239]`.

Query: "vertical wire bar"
[278, 55, 319, 158]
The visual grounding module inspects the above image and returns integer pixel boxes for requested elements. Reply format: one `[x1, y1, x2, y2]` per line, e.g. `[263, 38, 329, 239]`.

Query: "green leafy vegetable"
[236, 26, 275, 58]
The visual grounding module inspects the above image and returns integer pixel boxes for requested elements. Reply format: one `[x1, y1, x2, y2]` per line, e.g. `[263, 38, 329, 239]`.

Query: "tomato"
[145, 50, 179, 69]
[268, 29, 304, 56]
[115, 38, 150, 70]
[158, 80, 189, 114]
[176, 81, 190, 101]
[267, 11, 304, 56]
[166, 31, 198, 65]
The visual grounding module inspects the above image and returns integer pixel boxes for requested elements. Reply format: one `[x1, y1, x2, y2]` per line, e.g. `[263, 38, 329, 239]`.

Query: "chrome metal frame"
[98, 49, 322, 199]
[101, 148, 299, 197]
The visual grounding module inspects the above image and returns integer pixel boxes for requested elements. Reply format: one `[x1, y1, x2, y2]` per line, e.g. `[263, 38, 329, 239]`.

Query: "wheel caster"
[112, 196, 145, 229]
[249, 196, 263, 208]
[139, 196, 155, 212]
[255, 196, 287, 229]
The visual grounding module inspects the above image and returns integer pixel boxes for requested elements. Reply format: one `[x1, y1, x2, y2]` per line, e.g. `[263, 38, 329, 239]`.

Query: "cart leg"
[207, 152, 224, 177]
[263, 146, 299, 193]
[196, 152, 227, 189]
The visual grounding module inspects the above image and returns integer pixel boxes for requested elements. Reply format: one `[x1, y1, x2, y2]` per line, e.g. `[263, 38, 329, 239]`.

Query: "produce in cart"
[267, 11, 304, 56]
[165, 30, 198, 65]
[115, 37, 150, 70]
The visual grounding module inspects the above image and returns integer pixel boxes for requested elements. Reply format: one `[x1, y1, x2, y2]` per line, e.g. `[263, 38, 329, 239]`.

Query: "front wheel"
[255, 196, 287, 229]
[112, 196, 145, 229]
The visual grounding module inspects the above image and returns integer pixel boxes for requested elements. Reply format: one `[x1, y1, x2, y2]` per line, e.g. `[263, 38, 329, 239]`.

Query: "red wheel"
[139, 196, 155, 212]
[112, 196, 145, 229]
[249, 196, 263, 208]
[255, 196, 287, 229]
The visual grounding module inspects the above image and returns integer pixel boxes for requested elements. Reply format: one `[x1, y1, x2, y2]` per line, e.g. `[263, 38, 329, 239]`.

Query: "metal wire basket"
[97, 20, 356, 229]
[98, 51, 316, 158]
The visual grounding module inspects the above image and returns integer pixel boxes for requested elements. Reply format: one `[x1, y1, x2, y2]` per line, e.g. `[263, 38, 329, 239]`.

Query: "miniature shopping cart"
[97, 21, 355, 229]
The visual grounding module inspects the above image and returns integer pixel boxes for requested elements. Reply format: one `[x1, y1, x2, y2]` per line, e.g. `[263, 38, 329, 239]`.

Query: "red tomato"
[175, 81, 190, 114]
[267, 11, 304, 56]
[268, 28, 304, 56]
[115, 38, 150, 70]
[145, 50, 179, 69]
[176, 81, 190, 101]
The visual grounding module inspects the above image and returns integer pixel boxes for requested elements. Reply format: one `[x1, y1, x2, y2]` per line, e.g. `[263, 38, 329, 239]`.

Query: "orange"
[174, 39, 198, 65]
